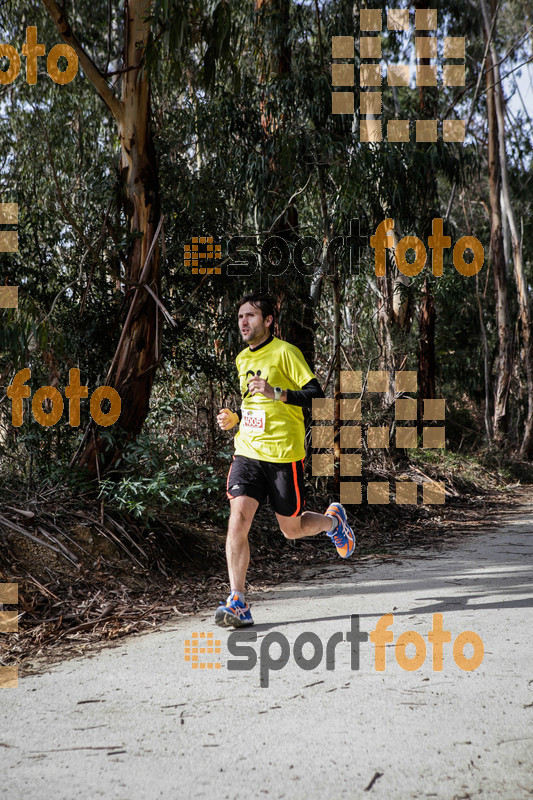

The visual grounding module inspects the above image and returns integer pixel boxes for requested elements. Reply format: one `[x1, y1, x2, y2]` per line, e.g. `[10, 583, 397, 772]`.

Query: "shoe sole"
[214, 607, 254, 628]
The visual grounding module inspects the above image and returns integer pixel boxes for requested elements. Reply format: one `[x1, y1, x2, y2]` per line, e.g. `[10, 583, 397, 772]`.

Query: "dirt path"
[1, 495, 532, 799]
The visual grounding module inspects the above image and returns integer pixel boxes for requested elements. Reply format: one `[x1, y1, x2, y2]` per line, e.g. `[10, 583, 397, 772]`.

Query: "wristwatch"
[273, 386, 282, 401]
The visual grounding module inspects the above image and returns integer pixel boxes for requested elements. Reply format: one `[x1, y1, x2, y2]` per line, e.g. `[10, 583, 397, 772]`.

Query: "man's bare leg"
[275, 510, 333, 540]
[226, 495, 259, 593]
[276, 503, 355, 559]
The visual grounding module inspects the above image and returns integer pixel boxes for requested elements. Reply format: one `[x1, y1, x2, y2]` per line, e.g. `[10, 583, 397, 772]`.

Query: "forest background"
[0, 0, 532, 634]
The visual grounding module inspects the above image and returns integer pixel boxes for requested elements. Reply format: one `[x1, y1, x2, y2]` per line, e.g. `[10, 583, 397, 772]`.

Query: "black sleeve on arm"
[285, 378, 325, 408]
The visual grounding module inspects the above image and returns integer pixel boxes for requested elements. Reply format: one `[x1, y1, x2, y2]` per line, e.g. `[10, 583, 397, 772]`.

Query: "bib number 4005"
[241, 410, 266, 433]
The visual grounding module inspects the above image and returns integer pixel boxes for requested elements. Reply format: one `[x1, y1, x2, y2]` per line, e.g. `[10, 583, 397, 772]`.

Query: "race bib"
[241, 409, 266, 434]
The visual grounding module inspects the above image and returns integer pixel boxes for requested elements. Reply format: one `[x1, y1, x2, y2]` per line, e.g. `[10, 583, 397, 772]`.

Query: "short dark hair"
[236, 293, 277, 332]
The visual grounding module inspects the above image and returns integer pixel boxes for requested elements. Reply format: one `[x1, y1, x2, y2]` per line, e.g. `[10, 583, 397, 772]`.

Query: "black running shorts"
[226, 455, 306, 517]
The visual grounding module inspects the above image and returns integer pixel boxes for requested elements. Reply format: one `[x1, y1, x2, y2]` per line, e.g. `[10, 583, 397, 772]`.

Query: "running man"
[215, 292, 355, 628]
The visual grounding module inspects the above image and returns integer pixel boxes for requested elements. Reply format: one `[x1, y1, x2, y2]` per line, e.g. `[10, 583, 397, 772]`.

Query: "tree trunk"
[418, 278, 436, 422]
[376, 264, 395, 406]
[42, 0, 162, 476]
[476, 273, 493, 439]
[390, 227, 413, 333]
[484, 25, 512, 441]
[481, 0, 533, 456]
[376, 223, 413, 407]
[254, 0, 315, 367]
[414, 0, 438, 420]
[496, 91, 533, 457]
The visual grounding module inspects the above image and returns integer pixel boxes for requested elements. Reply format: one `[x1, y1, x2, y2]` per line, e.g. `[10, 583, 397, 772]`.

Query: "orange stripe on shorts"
[291, 460, 301, 517]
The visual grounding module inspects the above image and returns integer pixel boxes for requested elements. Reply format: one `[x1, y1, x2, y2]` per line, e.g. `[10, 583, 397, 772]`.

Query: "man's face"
[238, 302, 272, 346]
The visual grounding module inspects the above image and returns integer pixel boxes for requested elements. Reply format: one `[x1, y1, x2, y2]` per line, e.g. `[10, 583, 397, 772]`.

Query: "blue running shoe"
[214, 592, 254, 628]
[325, 502, 355, 558]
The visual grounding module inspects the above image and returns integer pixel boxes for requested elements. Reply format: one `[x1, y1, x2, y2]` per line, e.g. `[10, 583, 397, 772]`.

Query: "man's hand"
[247, 376, 274, 399]
[217, 408, 239, 431]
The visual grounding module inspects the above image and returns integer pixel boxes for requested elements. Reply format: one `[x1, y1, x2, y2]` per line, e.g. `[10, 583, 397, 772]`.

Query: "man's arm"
[284, 378, 324, 407]
[246, 376, 324, 406]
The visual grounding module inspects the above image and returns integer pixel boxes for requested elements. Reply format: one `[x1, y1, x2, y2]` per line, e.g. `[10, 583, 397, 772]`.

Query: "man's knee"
[230, 505, 247, 523]
[228, 502, 254, 536]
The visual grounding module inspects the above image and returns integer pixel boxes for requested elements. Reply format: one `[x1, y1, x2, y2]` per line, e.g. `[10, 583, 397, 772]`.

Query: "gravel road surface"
[2, 500, 533, 799]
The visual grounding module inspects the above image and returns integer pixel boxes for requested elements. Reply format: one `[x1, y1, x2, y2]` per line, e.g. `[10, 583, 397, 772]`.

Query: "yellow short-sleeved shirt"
[233, 336, 316, 463]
